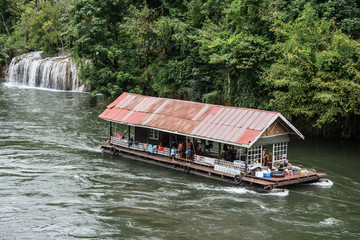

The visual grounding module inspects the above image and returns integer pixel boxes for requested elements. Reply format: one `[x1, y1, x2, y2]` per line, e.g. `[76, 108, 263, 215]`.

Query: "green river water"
[0, 82, 359, 239]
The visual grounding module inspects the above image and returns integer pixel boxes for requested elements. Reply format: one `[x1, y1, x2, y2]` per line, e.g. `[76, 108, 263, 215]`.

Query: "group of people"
[170, 139, 193, 160]
[171, 139, 193, 159]
[170, 139, 215, 160]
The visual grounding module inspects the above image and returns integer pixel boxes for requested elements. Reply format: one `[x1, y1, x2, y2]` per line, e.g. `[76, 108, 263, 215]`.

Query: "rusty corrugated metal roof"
[99, 93, 304, 148]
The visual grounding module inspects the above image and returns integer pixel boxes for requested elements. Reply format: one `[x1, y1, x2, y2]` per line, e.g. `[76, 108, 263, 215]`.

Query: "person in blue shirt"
[171, 145, 177, 160]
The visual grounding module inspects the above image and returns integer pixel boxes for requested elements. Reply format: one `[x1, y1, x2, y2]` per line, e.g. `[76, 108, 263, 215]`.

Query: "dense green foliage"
[265, 4, 360, 137]
[1, 0, 70, 56]
[1, 0, 360, 138]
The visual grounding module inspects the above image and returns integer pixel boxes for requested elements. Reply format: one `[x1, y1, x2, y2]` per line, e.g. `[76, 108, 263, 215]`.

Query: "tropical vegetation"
[1, 0, 360, 138]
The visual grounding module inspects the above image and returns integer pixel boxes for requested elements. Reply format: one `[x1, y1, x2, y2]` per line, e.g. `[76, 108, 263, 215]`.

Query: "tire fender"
[271, 171, 285, 178]
[111, 147, 117, 156]
[234, 174, 242, 184]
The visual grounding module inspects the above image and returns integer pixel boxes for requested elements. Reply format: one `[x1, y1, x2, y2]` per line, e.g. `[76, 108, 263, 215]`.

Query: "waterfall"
[6, 51, 88, 92]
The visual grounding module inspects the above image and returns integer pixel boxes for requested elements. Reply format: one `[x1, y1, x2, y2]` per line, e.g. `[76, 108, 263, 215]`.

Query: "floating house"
[99, 93, 326, 191]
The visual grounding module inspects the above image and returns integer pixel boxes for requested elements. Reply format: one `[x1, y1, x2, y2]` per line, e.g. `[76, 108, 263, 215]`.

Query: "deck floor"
[249, 172, 326, 182]
[245, 171, 326, 188]
[102, 144, 326, 189]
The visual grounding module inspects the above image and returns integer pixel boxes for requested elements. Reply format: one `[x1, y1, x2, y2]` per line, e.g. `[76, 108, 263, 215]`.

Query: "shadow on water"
[0, 82, 359, 240]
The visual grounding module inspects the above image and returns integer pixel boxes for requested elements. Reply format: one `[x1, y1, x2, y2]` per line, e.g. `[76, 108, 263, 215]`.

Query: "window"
[149, 129, 159, 140]
[248, 146, 262, 165]
[273, 142, 288, 160]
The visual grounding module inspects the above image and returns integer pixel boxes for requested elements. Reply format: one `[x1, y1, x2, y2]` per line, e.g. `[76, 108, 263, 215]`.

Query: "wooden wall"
[134, 127, 170, 147]
[261, 119, 289, 137]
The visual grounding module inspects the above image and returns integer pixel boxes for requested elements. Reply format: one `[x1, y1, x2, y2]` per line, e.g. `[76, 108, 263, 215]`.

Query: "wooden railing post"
[128, 125, 131, 149]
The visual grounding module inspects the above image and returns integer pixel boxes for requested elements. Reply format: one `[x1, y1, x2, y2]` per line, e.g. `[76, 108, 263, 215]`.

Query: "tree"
[123, 4, 157, 72]
[262, 0, 360, 40]
[70, 0, 141, 97]
[6, 1, 69, 56]
[323, 0, 360, 39]
[196, 0, 271, 107]
[264, 4, 360, 137]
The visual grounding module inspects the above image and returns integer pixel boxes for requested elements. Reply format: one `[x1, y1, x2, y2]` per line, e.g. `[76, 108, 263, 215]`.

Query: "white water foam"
[69, 144, 102, 153]
[6, 51, 87, 92]
[319, 218, 343, 227]
[308, 178, 333, 188]
[266, 189, 290, 197]
[4, 82, 76, 92]
[191, 183, 289, 197]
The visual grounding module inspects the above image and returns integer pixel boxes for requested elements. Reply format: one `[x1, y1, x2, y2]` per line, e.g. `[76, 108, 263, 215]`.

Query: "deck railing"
[214, 159, 243, 175]
[129, 142, 145, 152]
[110, 137, 171, 157]
[156, 147, 171, 156]
[110, 136, 128, 148]
[194, 154, 216, 166]
[193, 155, 245, 176]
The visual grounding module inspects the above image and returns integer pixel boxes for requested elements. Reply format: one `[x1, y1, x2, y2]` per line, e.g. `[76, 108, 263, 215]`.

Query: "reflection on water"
[0, 83, 359, 239]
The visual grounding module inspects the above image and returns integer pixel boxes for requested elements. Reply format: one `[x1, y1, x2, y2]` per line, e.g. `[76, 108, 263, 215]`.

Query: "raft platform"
[101, 144, 326, 191]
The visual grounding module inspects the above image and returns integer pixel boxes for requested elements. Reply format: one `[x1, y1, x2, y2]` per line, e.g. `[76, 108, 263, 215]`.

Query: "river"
[0, 82, 359, 239]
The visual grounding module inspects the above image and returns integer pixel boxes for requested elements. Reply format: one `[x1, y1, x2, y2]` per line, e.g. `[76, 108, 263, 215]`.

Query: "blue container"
[263, 173, 272, 178]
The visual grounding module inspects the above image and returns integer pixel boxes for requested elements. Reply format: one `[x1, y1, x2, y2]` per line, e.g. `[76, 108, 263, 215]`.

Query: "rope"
[287, 189, 360, 206]
[333, 182, 360, 194]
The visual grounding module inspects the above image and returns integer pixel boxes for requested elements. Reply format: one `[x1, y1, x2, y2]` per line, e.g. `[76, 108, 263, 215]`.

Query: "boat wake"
[223, 187, 289, 197]
[266, 189, 289, 197]
[191, 183, 289, 197]
[69, 144, 102, 153]
[319, 218, 343, 227]
[308, 178, 333, 188]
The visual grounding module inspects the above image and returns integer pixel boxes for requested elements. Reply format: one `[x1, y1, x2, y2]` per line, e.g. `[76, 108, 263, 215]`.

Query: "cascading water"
[6, 51, 87, 92]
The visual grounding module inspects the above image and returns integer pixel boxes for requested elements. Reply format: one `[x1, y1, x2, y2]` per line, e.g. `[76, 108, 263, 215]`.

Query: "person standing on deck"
[200, 140, 206, 154]
[262, 147, 268, 166]
[170, 145, 177, 160]
[177, 141, 184, 158]
[186, 139, 192, 160]
[194, 140, 200, 154]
